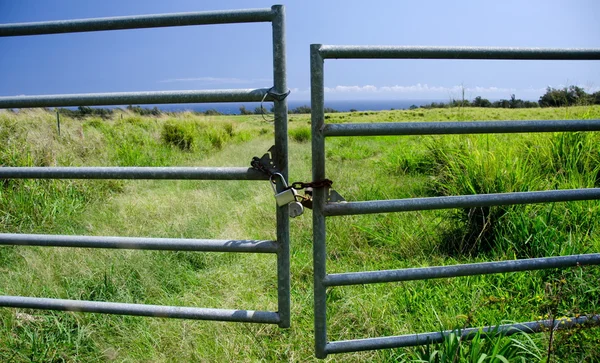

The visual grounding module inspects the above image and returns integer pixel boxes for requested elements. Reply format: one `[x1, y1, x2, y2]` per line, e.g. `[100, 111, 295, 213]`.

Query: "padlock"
[270, 173, 298, 207]
[288, 201, 304, 218]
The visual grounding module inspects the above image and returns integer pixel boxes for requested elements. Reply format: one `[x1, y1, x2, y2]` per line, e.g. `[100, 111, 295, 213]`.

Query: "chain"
[250, 156, 332, 189]
[288, 179, 333, 190]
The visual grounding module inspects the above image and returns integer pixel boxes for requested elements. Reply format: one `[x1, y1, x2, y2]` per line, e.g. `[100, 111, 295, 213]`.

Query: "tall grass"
[1, 106, 599, 362]
[418, 130, 600, 257]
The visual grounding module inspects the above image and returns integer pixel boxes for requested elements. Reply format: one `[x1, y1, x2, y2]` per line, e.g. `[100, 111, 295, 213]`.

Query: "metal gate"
[310, 44, 600, 357]
[0, 6, 290, 328]
[3, 7, 600, 358]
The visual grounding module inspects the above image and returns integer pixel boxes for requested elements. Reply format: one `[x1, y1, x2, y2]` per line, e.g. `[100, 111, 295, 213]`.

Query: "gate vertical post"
[271, 4, 290, 329]
[311, 44, 328, 359]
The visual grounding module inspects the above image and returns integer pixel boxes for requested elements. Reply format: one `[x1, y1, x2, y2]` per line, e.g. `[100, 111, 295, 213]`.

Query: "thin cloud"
[159, 77, 271, 84]
[323, 83, 598, 96]
[324, 83, 533, 94]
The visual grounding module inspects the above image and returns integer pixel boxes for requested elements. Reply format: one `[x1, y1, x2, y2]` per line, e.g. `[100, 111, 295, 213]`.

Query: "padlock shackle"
[269, 172, 289, 191]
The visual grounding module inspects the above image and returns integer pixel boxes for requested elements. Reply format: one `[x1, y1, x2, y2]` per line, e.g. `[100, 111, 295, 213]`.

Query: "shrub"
[289, 126, 310, 143]
[161, 122, 194, 150]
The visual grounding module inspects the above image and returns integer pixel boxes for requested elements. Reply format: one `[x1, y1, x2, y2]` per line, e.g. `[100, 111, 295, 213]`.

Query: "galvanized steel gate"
[310, 44, 600, 357]
[0, 6, 290, 327]
[2, 5, 600, 359]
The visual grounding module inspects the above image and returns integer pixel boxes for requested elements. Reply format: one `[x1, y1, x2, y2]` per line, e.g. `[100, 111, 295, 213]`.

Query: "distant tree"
[450, 98, 470, 107]
[289, 105, 311, 114]
[421, 102, 449, 109]
[204, 109, 222, 116]
[539, 86, 590, 107]
[127, 105, 140, 113]
[570, 85, 590, 104]
[592, 91, 600, 105]
[78, 106, 94, 116]
[324, 107, 339, 113]
[492, 99, 510, 108]
[254, 106, 271, 115]
[539, 87, 564, 107]
[508, 94, 528, 108]
[152, 106, 161, 116]
[239, 105, 253, 115]
[472, 96, 492, 108]
[126, 105, 161, 116]
[408, 105, 418, 110]
[56, 106, 113, 119]
[523, 100, 539, 108]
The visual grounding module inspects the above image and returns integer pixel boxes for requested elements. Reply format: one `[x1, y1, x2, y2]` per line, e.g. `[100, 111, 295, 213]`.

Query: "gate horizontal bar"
[324, 119, 600, 137]
[0, 167, 268, 180]
[325, 315, 600, 354]
[0, 233, 278, 253]
[0, 8, 274, 37]
[0, 88, 271, 109]
[0, 296, 280, 324]
[324, 253, 600, 286]
[325, 188, 600, 216]
[318, 45, 600, 60]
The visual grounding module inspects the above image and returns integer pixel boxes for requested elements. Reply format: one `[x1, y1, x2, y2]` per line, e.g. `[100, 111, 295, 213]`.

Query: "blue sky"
[1, 0, 599, 102]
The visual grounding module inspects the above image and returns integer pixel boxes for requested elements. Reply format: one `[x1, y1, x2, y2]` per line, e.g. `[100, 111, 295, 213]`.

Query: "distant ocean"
[155, 99, 446, 114]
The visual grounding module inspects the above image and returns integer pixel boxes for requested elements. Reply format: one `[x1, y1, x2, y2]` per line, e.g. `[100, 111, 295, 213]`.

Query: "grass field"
[1, 105, 599, 362]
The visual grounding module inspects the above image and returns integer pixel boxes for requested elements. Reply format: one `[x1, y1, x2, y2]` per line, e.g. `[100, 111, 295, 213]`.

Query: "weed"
[400, 327, 543, 362]
[289, 126, 311, 143]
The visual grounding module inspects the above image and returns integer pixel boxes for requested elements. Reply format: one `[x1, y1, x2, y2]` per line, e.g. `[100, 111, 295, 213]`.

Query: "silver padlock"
[288, 201, 304, 218]
[270, 173, 298, 207]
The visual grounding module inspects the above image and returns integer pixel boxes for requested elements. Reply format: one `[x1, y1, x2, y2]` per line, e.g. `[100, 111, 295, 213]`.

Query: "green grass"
[1, 106, 599, 362]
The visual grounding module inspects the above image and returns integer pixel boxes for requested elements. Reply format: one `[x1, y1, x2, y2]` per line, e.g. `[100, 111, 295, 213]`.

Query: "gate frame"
[310, 44, 600, 357]
[0, 5, 290, 328]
